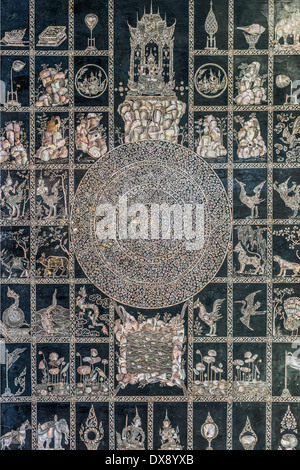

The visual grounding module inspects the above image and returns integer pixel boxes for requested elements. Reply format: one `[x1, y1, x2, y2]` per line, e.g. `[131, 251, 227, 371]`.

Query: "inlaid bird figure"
[235, 179, 265, 218]
[193, 298, 225, 336]
[281, 115, 300, 149]
[235, 290, 266, 331]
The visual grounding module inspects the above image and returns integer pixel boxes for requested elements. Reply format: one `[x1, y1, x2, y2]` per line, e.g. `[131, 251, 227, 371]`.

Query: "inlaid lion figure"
[274, 255, 300, 276]
[234, 241, 264, 275]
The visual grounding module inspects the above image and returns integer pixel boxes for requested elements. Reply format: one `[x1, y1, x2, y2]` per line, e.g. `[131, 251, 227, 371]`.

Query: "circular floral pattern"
[71, 141, 231, 308]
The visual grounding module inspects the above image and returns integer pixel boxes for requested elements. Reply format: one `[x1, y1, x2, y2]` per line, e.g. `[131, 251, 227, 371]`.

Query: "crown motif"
[79, 405, 104, 451]
[239, 416, 258, 450]
[281, 405, 298, 433]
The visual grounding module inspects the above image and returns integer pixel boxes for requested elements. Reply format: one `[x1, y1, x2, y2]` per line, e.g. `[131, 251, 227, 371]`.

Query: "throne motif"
[118, 4, 186, 143]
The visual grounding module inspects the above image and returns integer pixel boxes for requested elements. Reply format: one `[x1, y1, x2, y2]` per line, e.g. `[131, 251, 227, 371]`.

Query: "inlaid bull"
[37, 252, 68, 277]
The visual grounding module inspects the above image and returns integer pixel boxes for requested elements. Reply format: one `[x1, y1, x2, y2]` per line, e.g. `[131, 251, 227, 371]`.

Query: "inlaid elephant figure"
[37, 416, 69, 450]
[275, 14, 300, 48]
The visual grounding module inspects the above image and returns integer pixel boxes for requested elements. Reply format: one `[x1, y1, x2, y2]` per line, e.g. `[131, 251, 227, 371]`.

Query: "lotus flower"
[85, 13, 98, 31]
[77, 365, 91, 376]
[12, 60, 26, 73]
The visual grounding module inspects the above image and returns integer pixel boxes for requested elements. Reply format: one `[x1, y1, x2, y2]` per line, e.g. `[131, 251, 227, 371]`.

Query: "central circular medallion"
[71, 141, 231, 308]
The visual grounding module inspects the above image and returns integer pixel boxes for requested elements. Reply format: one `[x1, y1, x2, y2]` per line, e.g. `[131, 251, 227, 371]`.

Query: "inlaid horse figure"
[0, 420, 31, 450]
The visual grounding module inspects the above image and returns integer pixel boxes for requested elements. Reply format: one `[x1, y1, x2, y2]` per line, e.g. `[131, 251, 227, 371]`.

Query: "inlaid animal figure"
[76, 286, 108, 334]
[40, 289, 58, 334]
[235, 179, 265, 218]
[0, 249, 29, 278]
[0, 176, 27, 219]
[235, 290, 266, 331]
[0, 420, 31, 450]
[37, 416, 69, 450]
[193, 297, 225, 336]
[46, 116, 61, 134]
[280, 116, 300, 149]
[275, 14, 300, 47]
[36, 179, 61, 219]
[234, 242, 264, 275]
[2, 287, 29, 329]
[273, 177, 300, 217]
[37, 253, 68, 277]
[274, 255, 300, 276]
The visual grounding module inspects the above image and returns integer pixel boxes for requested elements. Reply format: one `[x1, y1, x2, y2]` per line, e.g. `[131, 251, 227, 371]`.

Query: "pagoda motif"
[278, 405, 298, 450]
[118, 3, 186, 143]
